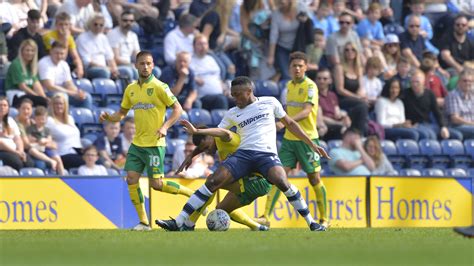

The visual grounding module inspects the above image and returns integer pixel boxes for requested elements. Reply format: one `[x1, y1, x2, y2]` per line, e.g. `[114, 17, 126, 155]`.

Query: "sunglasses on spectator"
[386, 43, 398, 47]
[339, 20, 352, 25]
[345, 48, 356, 52]
[455, 23, 467, 27]
[409, 24, 420, 28]
[317, 77, 329, 80]
[122, 19, 134, 22]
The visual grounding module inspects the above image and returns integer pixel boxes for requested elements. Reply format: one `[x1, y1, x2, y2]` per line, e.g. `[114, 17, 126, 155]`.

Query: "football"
[206, 209, 231, 231]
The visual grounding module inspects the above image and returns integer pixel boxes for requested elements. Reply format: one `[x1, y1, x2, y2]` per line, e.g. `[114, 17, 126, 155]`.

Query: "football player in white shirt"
[156, 76, 330, 231]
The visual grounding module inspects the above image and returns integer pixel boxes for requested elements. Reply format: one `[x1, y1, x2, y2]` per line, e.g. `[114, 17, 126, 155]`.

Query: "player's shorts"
[236, 174, 272, 205]
[279, 138, 321, 174]
[221, 149, 282, 181]
[124, 144, 165, 178]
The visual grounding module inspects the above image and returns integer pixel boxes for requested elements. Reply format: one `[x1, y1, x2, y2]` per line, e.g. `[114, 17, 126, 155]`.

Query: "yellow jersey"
[215, 132, 240, 161]
[283, 76, 319, 140]
[121, 75, 177, 147]
[42, 30, 76, 51]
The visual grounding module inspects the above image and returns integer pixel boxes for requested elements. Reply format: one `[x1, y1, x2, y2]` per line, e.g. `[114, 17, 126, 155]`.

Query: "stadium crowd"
[0, 0, 473, 177]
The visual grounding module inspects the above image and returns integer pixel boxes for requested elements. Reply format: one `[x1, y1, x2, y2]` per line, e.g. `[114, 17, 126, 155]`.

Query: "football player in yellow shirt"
[259, 52, 329, 228]
[100, 51, 194, 231]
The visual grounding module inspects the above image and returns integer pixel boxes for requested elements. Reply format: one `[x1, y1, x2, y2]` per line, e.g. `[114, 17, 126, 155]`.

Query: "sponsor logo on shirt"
[238, 113, 270, 128]
[132, 102, 155, 110]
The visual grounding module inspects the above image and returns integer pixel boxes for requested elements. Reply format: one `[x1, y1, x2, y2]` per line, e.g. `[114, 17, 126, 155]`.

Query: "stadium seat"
[444, 168, 467, 177]
[255, 80, 280, 98]
[69, 168, 79, 175]
[441, 139, 471, 168]
[82, 132, 100, 143]
[278, 79, 290, 92]
[422, 168, 444, 176]
[74, 78, 94, 94]
[463, 139, 474, 159]
[188, 108, 212, 126]
[380, 140, 397, 155]
[468, 168, 474, 177]
[19, 167, 45, 176]
[9, 107, 18, 118]
[107, 168, 120, 176]
[70, 108, 95, 126]
[81, 138, 93, 149]
[166, 138, 186, 156]
[399, 168, 421, 176]
[396, 139, 425, 169]
[166, 109, 189, 139]
[92, 78, 119, 106]
[166, 109, 189, 121]
[327, 140, 342, 150]
[211, 109, 227, 126]
[418, 139, 448, 169]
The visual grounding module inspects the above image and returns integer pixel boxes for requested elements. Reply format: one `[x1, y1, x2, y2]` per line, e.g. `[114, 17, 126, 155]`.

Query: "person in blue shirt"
[356, 2, 385, 56]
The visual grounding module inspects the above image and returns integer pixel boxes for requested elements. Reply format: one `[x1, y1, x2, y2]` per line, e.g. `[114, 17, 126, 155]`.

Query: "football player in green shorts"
[258, 52, 329, 229]
[172, 120, 271, 231]
[99, 51, 196, 231]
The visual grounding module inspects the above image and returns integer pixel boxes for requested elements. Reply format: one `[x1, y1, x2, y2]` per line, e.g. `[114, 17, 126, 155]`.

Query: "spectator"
[78, 145, 108, 175]
[26, 106, 65, 175]
[362, 56, 383, 106]
[440, 14, 474, 74]
[190, 34, 229, 111]
[76, 13, 119, 79]
[239, 0, 273, 80]
[364, 135, 396, 175]
[356, 3, 385, 56]
[56, 0, 95, 35]
[394, 56, 412, 91]
[0, 1, 22, 37]
[93, 120, 125, 170]
[402, 69, 462, 140]
[7, 9, 46, 61]
[328, 129, 375, 175]
[0, 29, 8, 77]
[174, 141, 212, 179]
[445, 69, 474, 139]
[189, 0, 215, 21]
[310, 2, 333, 38]
[325, 12, 363, 68]
[107, 0, 159, 24]
[120, 116, 135, 154]
[334, 41, 369, 135]
[421, 51, 448, 108]
[317, 68, 351, 140]
[107, 11, 140, 81]
[5, 39, 48, 108]
[160, 51, 200, 111]
[11, 0, 43, 29]
[38, 41, 93, 109]
[164, 13, 196, 66]
[268, 0, 301, 80]
[399, 15, 426, 67]
[378, 34, 401, 80]
[0, 96, 33, 171]
[306, 28, 326, 74]
[42, 12, 84, 78]
[375, 78, 420, 141]
[199, 0, 240, 51]
[46, 93, 84, 170]
[403, 0, 439, 55]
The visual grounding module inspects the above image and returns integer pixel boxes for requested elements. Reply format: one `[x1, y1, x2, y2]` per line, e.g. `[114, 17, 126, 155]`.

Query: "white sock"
[176, 184, 213, 226]
[284, 184, 315, 226]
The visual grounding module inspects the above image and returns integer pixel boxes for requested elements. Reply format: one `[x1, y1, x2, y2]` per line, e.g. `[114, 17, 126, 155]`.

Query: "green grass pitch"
[0, 228, 472, 265]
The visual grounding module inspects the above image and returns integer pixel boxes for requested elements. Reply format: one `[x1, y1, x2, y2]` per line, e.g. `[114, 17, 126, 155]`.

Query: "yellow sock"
[263, 185, 281, 219]
[312, 182, 328, 221]
[161, 180, 194, 197]
[189, 193, 216, 223]
[128, 183, 149, 225]
[230, 209, 261, 230]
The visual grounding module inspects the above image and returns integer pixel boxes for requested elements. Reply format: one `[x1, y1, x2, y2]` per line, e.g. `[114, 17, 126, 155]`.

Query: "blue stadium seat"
[188, 108, 212, 126]
[69, 168, 79, 175]
[422, 168, 444, 177]
[396, 139, 426, 169]
[441, 139, 471, 168]
[107, 168, 120, 176]
[444, 168, 467, 177]
[211, 109, 227, 126]
[465, 139, 474, 159]
[9, 107, 18, 118]
[399, 168, 421, 176]
[166, 109, 189, 139]
[166, 109, 189, 121]
[92, 78, 119, 106]
[74, 78, 94, 94]
[70, 107, 95, 126]
[327, 140, 342, 150]
[81, 138, 93, 149]
[166, 138, 186, 156]
[380, 140, 397, 155]
[418, 139, 448, 169]
[82, 132, 100, 143]
[468, 168, 474, 177]
[19, 167, 45, 176]
[255, 80, 280, 98]
[278, 79, 290, 92]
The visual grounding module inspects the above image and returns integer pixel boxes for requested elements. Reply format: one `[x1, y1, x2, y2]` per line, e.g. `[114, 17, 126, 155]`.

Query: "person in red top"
[421, 51, 449, 108]
[317, 68, 351, 140]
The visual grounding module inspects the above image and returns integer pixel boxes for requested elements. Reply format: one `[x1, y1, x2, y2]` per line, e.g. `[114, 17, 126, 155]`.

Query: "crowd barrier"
[0, 175, 472, 229]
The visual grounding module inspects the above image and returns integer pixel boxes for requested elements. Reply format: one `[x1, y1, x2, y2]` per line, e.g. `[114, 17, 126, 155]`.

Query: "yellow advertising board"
[0, 178, 117, 229]
[370, 177, 472, 227]
[150, 177, 367, 229]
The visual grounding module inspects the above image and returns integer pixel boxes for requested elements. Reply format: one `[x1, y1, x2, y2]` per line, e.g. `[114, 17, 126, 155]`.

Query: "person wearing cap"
[7, 9, 47, 61]
[378, 34, 401, 80]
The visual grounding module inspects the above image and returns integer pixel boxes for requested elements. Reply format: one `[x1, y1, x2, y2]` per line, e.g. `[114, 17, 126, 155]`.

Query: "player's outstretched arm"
[99, 108, 128, 123]
[280, 115, 330, 159]
[180, 120, 233, 142]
